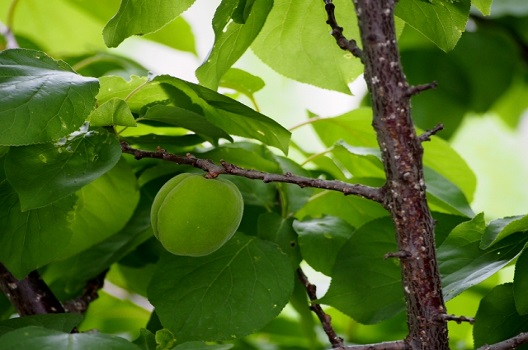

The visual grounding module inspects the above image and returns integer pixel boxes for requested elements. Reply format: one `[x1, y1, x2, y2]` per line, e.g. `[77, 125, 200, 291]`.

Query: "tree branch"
[0, 264, 64, 315]
[336, 341, 409, 350]
[476, 333, 528, 350]
[0, 20, 18, 49]
[63, 269, 108, 314]
[296, 268, 343, 348]
[120, 141, 384, 203]
[323, 0, 363, 60]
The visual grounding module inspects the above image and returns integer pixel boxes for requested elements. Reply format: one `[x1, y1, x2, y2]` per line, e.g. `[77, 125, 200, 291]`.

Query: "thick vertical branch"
[352, 0, 449, 349]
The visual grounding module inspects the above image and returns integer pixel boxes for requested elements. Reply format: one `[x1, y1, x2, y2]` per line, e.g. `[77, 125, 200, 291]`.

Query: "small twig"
[296, 268, 344, 348]
[477, 332, 528, 350]
[0, 20, 19, 49]
[418, 123, 444, 142]
[436, 313, 475, 324]
[120, 141, 385, 203]
[335, 340, 409, 350]
[384, 250, 412, 260]
[0, 264, 65, 315]
[63, 269, 108, 314]
[323, 0, 363, 60]
[405, 82, 438, 97]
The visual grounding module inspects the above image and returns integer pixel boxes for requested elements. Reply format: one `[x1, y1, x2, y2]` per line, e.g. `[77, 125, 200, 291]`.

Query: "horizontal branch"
[120, 142, 385, 203]
[477, 332, 528, 350]
[336, 340, 408, 350]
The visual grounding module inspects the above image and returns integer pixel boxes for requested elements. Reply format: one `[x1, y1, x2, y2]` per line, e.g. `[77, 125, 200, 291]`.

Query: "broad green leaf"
[226, 176, 277, 210]
[296, 190, 388, 228]
[5, 127, 122, 210]
[89, 98, 136, 127]
[122, 134, 206, 152]
[219, 68, 265, 98]
[424, 167, 474, 218]
[293, 216, 354, 275]
[274, 155, 313, 216]
[133, 328, 157, 350]
[438, 213, 528, 300]
[103, 0, 196, 47]
[252, 0, 363, 94]
[257, 213, 301, 267]
[141, 105, 232, 144]
[480, 214, 528, 249]
[0, 314, 83, 337]
[395, 0, 471, 52]
[473, 284, 528, 348]
[44, 181, 156, 298]
[472, 0, 493, 15]
[0, 326, 140, 350]
[154, 75, 291, 153]
[148, 233, 294, 342]
[0, 159, 76, 278]
[196, 0, 272, 90]
[0, 49, 99, 146]
[62, 158, 140, 258]
[514, 249, 528, 315]
[97, 76, 167, 112]
[201, 142, 280, 173]
[319, 217, 404, 324]
[174, 342, 233, 350]
[332, 143, 385, 178]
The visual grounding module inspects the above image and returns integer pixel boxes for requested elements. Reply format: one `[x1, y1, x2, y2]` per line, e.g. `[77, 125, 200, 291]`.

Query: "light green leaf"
[424, 167, 474, 218]
[103, 0, 196, 47]
[147, 233, 294, 342]
[219, 68, 265, 98]
[473, 284, 528, 348]
[472, 0, 493, 16]
[0, 326, 140, 350]
[480, 214, 528, 249]
[89, 98, 137, 127]
[196, 0, 272, 90]
[294, 216, 354, 275]
[5, 127, 122, 211]
[438, 213, 528, 300]
[395, 0, 471, 52]
[319, 217, 404, 324]
[514, 249, 528, 315]
[252, 0, 363, 94]
[0, 49, 99, 146]
[0, 314, 83, 337]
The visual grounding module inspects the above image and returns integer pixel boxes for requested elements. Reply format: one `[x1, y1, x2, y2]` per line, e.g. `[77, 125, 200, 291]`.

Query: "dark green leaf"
[252, 0, 363, 93]
[148, 233, 294, 342]
[395, 0, 471, 52]
[0, 314, 83, 337]
[480, 214, 528, 249]
[0, 326, 140, 350]
[473, 284, 528, 349]
[5, 127, 122, 210]
[294, 216, 354, 276]
[319, 217, 404, 324]
[514, 249, 528, 315]
[196, 0, 272, 90]
[174, 341, 233, 350]
[103, 0, 196, 47]
[0, 49, 98, 146]
[274, 155, 313, 215]
[438, 213, 528, 300]
[424, 167, 474, 218]
[133, 328, 157, 350]
[89, 98, 136, 127]
[257, 213, 302, 267]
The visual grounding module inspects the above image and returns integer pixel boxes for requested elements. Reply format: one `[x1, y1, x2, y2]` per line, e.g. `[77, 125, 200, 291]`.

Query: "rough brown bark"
[353, 0, 449, 349]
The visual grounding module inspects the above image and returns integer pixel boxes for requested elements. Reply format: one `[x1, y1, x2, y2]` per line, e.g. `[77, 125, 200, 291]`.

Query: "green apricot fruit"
[151, 173, 244, 257]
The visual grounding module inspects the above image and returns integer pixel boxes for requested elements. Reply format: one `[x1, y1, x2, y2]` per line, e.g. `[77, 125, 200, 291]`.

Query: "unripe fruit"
[151, 173, 244, 257]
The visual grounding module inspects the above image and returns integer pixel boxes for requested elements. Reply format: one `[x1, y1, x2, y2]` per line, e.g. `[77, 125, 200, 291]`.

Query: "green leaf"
[472, 0, 493, 15]
[89, 98, 137, 127]
[103, 0, 196, 47]
[0, 326, 140, 350]
[252, 0, 363, 94]
[514, 249, 528, 315]
[143, 16, 197, 54]
[438, 213, 528, 300]
[480, 214, 528, 249]
[274, 155, 313, 216]
[257, 213, 301, 267]
[319, 217, 404, 324]
[0, 314, 83, 337]
[174, 342, 233, 350]
[5, 127, 122, 210]
[196, 0, 272, 90]
[473, 284, 528, 348]
[147, 233, 294, 342]
[0, 49, 99, 146]
[133, 328, 157, 350]
[141, 105, 232, 144]
[424, 167, 474, 218]
[294, 216, 354, 275]
[155, 329, 176, 350]
[0, 160, 76, 278]
[219, 68, 265, 98]
[395, 0, 471, 52]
